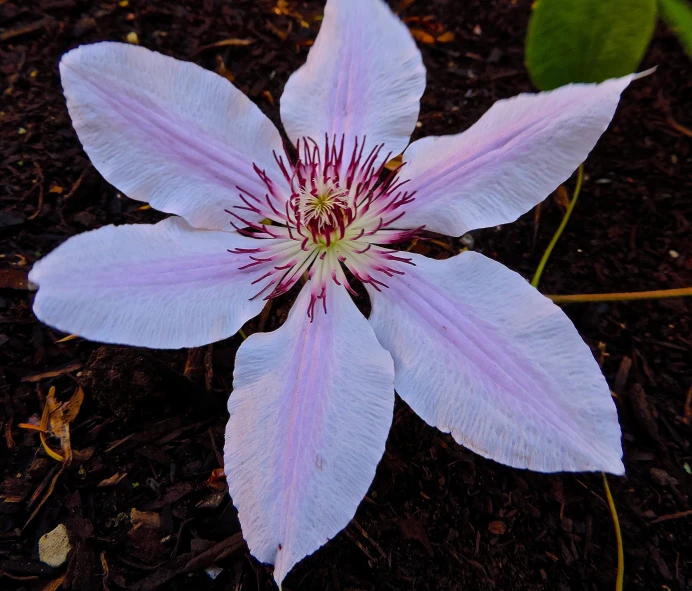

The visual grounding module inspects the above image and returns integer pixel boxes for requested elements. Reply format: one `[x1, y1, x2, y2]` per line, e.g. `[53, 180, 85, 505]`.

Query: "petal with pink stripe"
[280, 0, 426, 169]
[225, 284, 394, 586]
[366, 252, 624, 474]
[61, 42, 288, 230]
[29, 217, 265, 348]
[400, 76, 633, 236]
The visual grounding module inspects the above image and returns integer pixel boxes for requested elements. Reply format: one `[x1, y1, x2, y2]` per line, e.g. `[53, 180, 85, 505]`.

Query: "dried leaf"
[436, 31, 455, 43]
[553, 185, 571, 212]
[385, 154, 403, 171]
[98, 473, 127, 487]
[28, 386, 84, 463]
[58, 387, 84, 424]
[409, 28, 436, 44]
[488, 521, 506, 535]
[206, 468, 226, 491]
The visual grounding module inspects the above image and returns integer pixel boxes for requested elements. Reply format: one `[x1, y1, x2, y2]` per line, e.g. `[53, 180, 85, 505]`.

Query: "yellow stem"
[547, 287, 692, 304]
[531, 164, 584, 288]
[603, 473, 624, 591]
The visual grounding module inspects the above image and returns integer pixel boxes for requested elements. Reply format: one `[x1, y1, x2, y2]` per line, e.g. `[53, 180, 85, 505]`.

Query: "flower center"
[295, 182, 349, 241]
[229, 135, 422, 317]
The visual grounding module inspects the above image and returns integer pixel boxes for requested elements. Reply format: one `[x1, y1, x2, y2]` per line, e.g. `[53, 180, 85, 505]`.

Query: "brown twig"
[650, 508, 692, 524]
[27, 162, 44, 220]
[0, 17, 53, 41]
[63, 167, 88, 199]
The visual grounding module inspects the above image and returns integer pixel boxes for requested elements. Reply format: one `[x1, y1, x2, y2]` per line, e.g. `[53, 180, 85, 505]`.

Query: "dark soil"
[1, 0, 691, 590]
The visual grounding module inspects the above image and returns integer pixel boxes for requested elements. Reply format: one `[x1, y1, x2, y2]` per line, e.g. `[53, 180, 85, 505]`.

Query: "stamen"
[231, 134, 419, 315]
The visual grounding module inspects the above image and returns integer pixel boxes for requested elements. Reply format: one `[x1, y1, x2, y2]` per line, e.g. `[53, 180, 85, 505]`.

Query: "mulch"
[1, 0, 691, 589]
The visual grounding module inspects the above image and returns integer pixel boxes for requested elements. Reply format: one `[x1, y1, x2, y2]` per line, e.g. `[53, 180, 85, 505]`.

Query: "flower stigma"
[227, 135, 423, 318]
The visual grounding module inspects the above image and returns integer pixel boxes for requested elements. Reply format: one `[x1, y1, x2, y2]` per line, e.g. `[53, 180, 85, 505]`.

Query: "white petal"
[61, 42, 288, 230]
[29, 218, 265, 348]
[225, 284, 395, 585]
[366, 252, 624, 474]
[400, 76, 633, 236]
[280, 0, 425, 166]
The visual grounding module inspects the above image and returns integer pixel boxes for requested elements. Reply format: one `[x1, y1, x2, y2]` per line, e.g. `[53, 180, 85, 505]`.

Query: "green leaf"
[526, 0, 657, 90]
[659, 0, 692, 57]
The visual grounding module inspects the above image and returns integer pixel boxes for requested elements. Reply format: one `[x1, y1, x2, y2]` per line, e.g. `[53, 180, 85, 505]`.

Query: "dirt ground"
[1, 0, 691, 589]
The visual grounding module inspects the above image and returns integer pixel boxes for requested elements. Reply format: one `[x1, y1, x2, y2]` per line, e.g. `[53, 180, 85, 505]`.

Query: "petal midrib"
[405, 97, 582, 199]
[391, 270, 607, 459]
[274, 309, 334, 565]
[66, 62, 270, 192]
[38, 257, 251, 290]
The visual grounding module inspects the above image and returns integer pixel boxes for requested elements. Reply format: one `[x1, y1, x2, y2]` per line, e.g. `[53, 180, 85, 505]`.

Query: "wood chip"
[130, 509, 162, 530]
[21, 362, 82, 382]
[39, 524, 72, 567]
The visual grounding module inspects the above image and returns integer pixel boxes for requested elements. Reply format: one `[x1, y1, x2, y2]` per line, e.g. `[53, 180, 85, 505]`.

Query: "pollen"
[297, 183, 348, 235]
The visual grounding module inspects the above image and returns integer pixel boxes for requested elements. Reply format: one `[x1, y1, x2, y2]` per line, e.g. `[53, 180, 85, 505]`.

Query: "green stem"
[531, 164, 584, 288]
[603, 473, 624, 591]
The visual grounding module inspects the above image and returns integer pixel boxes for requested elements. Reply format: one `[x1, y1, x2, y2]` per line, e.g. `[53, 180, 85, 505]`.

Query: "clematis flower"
[29, 0, 634, 585]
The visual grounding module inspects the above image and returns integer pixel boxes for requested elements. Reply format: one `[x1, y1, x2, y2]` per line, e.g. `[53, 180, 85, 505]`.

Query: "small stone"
[205, 566, 223, 580]
[669, 250, 680, 259]
[460, 233, 475, 249]
[487, 48, 503, 63]
[126, 31, 139, 44]
[488, 520, 506, 535]
[39, 524, 72, 567]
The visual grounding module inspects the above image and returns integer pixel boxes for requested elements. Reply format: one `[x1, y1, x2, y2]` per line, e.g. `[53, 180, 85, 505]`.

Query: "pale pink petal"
[225, 284, 394, 586]
[61, 42, 288, 230]
[29, 218, 265, 348]
[280, 0, 425, 167]
[366, 252, 623, 474]
[399, 76, 633, 236]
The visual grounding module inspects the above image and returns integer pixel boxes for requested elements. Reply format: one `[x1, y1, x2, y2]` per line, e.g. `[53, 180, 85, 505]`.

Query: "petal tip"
[632, 66, 657, 81]
[604, 457, 626, 477]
